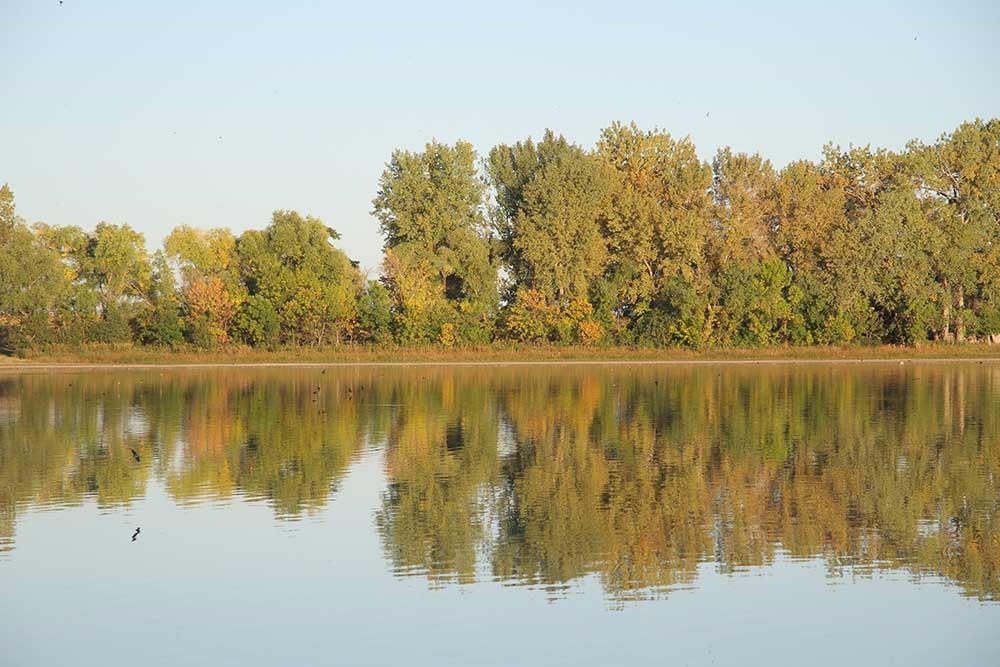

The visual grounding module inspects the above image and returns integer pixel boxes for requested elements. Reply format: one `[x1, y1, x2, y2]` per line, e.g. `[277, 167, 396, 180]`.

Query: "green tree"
[164, 225, 243, 345]
[136, 250, 184, 347]
[357, 280, 393, 345]
[596, 122, 715, 341]
[819, 144, 904, 341]
[907, 119, 1000, 342]
[234, 294, 279, 347]
[488, 131, 581, 289]
[0, 185, 69, 354]
[774, 160, 856, 343]
[711, 148, 779, 266]
[372, 140, 497, 343]
[487, 135, 615, 304]
[597, 123, 713, 308]
[237, 211, 361, 345]
[164, 225, 241, 292]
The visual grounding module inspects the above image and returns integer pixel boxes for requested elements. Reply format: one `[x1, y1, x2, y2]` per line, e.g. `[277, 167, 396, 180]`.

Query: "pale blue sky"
[2, 0, 998, 272]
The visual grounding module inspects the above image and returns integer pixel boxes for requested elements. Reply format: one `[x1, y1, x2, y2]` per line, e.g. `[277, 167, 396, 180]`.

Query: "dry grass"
[4, 342, 1000, 366]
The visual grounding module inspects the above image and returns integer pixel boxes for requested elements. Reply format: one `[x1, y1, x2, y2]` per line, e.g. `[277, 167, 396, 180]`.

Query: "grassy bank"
[3, 342, 1000, 366]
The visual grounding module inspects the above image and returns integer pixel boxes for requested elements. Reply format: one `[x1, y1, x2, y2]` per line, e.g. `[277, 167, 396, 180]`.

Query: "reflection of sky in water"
[1, 366, 999, 665]
[2, 452, 997, 667]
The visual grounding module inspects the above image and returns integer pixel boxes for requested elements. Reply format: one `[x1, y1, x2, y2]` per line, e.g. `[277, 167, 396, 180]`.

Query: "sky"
[2, 0, 998, 272]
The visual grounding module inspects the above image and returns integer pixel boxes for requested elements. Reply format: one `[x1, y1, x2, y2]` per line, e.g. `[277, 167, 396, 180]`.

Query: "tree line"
[1, 118, 998, 354]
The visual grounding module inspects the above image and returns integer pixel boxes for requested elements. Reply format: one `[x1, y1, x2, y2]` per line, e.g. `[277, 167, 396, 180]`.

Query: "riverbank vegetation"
[4, 343, 1000, 365]
[2, 118, 998, 356]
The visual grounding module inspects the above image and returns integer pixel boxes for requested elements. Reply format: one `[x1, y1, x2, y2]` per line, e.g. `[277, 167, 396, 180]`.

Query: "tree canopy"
[1, 117, 999, 354]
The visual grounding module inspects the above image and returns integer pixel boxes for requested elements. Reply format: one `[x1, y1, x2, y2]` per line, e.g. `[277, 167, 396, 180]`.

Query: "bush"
[235, 295, 279, 347]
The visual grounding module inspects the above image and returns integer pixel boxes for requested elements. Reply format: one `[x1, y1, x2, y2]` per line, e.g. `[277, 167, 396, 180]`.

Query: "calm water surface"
[1, 363, 998, 666]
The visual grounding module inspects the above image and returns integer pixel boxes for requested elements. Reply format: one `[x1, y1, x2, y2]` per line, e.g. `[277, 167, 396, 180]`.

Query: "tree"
[185, 275, 238, 347]
[136, 251, 184, 347]
[379, 247, 451, 344]
[164, 225, 241, 291]
[864, 188, 942, 343]
[907, 119, 1000, 341]
[164, 225, 243, 345]
[819, 144, 904, 342]
[596, 122, 714, 335]
[33, 221, 154, 344]
[234, 294, 279, 347]
[489, 138, 614, 304]
[237, 210, 361, 345]
[774, 160, 855, 342]
[83, 223, 153, 316]
[714, 258, 806, 346]
[488, 130, 590, 298]
[710, 148, 779, 266]
[373, 140, 497, 342]
[357, 280, 393, 345]
[0, 185, 68, 354]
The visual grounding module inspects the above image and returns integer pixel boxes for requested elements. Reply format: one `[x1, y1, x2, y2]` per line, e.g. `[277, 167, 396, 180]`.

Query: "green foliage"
[238, 210, 361, 346]
[0, 185, 70, 354]
[80, 222, 153, 318]
[1, 117, 999, 355]
[489, 132, 617, 305]
[136, 251, 184, 347]
[598, 122, 713, 317]
[235, 294, 280, 347]
[711, 148, 779, 266]
[488, 131, 584, 292]
[373, 140, 497, 343]
[504, 289, 556, 343]
[714, 259, 805, 347]
[631, 278, 712, 348]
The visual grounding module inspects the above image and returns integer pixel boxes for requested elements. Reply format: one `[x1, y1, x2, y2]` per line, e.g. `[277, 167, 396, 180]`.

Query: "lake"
[1, 362, 998, 666]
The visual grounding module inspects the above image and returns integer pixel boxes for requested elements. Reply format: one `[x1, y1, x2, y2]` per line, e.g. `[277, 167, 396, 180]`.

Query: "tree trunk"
[942, 278, 951, 341]
[955, 287, 965, 343]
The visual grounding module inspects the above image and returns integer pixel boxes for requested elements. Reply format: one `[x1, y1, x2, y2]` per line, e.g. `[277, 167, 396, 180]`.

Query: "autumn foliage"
[2, 118, 999, 354]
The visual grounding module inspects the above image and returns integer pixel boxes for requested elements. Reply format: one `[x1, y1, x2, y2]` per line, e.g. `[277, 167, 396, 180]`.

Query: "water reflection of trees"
[377, 366, 1000, 602]
[0, 370, 370, 530]
[0, 366, 997, 600]
[375, 373, 499, 584]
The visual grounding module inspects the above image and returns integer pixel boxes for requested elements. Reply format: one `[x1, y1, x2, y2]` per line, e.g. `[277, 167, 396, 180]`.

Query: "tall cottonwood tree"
[907, 119, 1000, 341]
[774, 160, 856, 342]
[711, 148, 779, 266]
[596, 123, 714, 342]
[372, 140, 496, 343]
[488, 132, 614, 304]
[488, 130, 582, 293]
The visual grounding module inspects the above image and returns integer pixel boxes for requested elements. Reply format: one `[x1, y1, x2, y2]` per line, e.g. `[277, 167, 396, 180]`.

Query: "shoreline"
[3, 343, 1000, 370]
[3, 357, 1000, 370]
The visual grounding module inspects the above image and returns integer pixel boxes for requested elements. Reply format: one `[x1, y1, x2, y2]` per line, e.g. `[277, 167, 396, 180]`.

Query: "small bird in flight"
[130, 448, 141, 462]
[131, 527, 141, 542]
